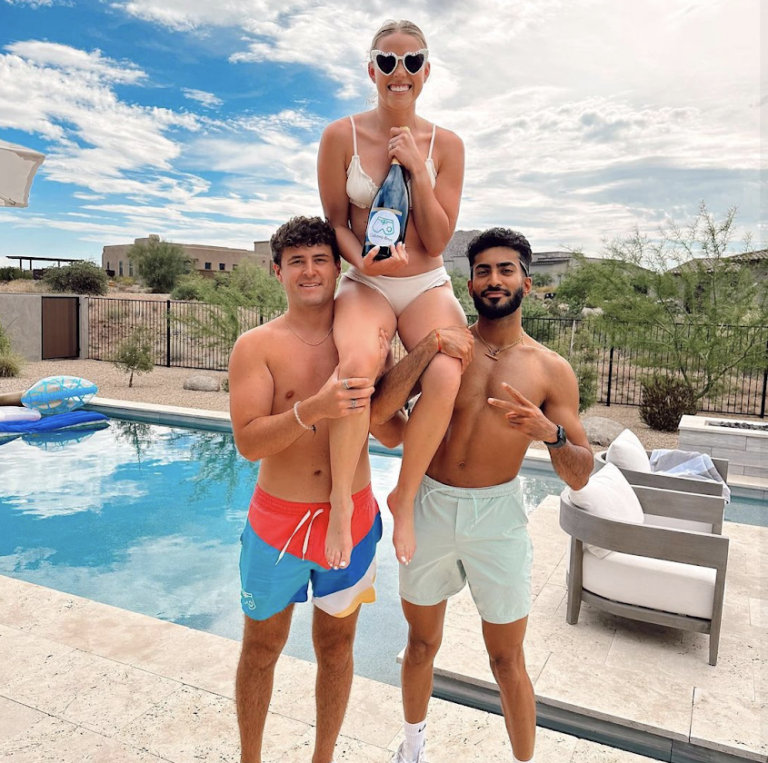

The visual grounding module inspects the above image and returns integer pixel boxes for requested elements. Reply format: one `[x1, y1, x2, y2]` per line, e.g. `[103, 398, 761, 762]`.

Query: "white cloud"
[3, 0, 56, 6]
[182, 88, 223, 108]
[0, 42, 206, 200]
[0, 0, 760, 256]
[5, 41, 146, 84]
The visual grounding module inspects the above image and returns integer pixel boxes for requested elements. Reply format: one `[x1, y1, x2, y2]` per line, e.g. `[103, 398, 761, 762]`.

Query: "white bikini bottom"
[341, 265, 451, 317]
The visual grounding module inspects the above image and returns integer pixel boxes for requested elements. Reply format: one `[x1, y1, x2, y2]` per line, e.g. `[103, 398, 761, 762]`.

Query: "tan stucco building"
[102, 235, 272, 279]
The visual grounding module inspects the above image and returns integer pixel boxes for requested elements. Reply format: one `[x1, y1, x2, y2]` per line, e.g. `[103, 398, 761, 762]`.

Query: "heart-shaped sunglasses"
[370, 49, 429, 76]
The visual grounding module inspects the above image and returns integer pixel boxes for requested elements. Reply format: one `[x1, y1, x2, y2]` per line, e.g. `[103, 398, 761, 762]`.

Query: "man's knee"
[488, 645, 527, 684]
[314, 621, 355, 672]
[405, 632, 442, 666]
[239, 637, 284, 674]
[239, 616, 289, 672]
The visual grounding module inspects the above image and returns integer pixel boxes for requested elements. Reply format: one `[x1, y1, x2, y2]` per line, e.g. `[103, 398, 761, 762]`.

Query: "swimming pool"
[0, 419, 568, 685]
[0, 419, 762, 686]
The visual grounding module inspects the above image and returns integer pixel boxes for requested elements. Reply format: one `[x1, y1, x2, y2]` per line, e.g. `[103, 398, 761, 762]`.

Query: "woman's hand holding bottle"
[387, 126, 426, 179]
[359, 242, 409, 276]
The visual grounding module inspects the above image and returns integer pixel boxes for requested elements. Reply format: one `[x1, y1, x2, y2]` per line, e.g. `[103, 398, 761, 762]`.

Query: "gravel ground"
[0, 359, 230, 412]
[528, 402, 678, 453]
[3, 359, 759, 453]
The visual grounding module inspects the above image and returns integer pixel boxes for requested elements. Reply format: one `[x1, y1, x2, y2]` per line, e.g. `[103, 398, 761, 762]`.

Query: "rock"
[581, 416, 625, 446]
[183, 375, 220, 392]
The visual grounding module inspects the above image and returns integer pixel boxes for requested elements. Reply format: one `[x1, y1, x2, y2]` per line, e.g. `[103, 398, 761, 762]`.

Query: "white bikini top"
[346, 115, 437, 209]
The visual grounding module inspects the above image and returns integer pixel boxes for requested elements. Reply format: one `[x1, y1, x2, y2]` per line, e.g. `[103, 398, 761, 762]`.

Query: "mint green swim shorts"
[399, 474, 533, 624]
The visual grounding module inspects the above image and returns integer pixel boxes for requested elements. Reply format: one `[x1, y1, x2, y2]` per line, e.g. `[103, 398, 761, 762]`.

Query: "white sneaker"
[391, 741, 428, 763]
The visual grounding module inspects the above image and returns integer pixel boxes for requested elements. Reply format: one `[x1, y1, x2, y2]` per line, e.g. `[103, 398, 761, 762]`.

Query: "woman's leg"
[327, 279, 396, 569]
[391, 285, 466, 564]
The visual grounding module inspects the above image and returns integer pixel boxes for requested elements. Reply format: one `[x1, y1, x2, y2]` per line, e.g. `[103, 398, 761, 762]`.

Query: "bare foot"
[387, 488, 416, 565]
[326, 495, 353, 570]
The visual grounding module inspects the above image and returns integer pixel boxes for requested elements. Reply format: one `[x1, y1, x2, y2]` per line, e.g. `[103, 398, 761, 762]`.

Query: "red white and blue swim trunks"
[240, 483, 382, 621]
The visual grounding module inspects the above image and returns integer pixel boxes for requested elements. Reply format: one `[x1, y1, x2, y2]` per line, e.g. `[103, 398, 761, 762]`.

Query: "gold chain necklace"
[473, 323, 525, 361]
[285, 320, 333, 347]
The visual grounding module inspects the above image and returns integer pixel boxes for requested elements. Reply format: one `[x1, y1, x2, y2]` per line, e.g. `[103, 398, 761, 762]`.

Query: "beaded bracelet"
[293, 401, 316, 433]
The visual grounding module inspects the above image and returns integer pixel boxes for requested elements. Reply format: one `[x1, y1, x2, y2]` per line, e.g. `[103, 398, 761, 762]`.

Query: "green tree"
[171, 273, 207, 301]
[112, 327, 155, 387]
[175, 260, 286, 358]
[531, 272, 553, 287]
[43, 261, 108, 295]
[563, 203, 768, 404]
[128, 238, 191, 293]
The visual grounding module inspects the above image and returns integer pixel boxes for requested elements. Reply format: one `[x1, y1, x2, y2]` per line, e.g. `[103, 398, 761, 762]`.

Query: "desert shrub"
[639, 374, 698, 432]
[0, 267, 32, 282]
[0, 352, 22, 377]
[112, 327, 155, 387]
[171, 274, 207, 301]
[0, 322, 23, 377]
[43, 261, 108, 295]
[574, 355, 598, 413]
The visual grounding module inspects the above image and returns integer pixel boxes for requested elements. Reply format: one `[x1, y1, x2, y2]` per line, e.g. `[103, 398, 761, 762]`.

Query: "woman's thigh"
[334, 277, 397, 356]
[397, 284, 467, 352]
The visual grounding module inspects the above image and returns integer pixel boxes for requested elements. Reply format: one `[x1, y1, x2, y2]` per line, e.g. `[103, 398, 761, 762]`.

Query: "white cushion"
[644, 513, 713, 535]
[0, 406, 42, 423]
[606, 429, 651, 473]
[567, 463, 644, 558]
[582, 547, 716, 619]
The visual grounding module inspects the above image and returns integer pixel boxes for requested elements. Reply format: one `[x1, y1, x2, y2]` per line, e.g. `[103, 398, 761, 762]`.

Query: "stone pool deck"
[428, 496, 767, 762]
[0, 575, 652, 762]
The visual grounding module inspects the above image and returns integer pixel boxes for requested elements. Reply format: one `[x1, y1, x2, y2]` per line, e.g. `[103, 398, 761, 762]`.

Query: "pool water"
[0, 420, 567, 685]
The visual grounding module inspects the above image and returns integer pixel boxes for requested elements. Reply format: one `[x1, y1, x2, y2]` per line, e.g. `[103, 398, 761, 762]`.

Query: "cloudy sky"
[0, 0, 762, 267]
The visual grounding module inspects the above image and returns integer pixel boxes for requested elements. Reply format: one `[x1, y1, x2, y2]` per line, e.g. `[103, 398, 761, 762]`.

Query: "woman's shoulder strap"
[428, 123, 437, 159]
[349, 115, 358, 155]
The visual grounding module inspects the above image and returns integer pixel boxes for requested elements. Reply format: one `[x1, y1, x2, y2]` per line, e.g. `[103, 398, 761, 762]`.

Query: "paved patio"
[0, 574, 653, 762]
[428, 496, 767, 762]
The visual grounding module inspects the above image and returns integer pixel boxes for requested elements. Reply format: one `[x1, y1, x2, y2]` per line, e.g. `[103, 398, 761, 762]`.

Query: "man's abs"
[257, 435, 372, 502]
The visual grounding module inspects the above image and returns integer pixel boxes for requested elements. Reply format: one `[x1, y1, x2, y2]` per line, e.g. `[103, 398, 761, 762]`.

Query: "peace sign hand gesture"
[487, 382, 559, 442]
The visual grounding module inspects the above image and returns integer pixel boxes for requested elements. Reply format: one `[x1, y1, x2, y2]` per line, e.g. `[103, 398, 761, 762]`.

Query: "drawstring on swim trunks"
[422, 487, 480, 526]
[276, 507, 325, 565]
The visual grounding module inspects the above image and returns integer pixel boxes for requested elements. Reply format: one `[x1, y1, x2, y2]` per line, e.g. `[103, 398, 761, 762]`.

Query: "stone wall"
[678, 415, 768, 480]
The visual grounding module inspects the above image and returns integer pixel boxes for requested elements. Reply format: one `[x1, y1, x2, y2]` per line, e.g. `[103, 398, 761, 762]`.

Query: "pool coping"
[85, 397, 768, 499]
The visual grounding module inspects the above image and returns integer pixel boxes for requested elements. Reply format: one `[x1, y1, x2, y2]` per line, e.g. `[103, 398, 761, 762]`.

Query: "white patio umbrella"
[0, 139, 45, 208]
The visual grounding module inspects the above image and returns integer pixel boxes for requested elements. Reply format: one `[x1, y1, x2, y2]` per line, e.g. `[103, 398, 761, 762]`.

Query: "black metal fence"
[88, 297, 768, 417]
[519, 316, 768, 417]
[88, 297, 270, 371]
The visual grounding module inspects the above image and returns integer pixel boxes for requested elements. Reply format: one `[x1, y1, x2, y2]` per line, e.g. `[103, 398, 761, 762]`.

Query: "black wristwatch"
[544, 424, 567, 449]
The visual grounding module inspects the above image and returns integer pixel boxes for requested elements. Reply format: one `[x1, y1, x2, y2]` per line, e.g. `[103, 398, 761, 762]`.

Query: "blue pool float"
[0, 410, 109, 446]
[21, 375, 98, 415]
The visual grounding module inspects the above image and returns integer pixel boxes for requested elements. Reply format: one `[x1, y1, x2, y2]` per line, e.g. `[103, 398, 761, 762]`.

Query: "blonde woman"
[318, 19, 467, 570]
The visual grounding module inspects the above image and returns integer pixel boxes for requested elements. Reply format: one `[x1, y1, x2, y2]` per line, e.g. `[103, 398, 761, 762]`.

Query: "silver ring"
[351, 398, 357, 409]
[343, 378, 350, 390]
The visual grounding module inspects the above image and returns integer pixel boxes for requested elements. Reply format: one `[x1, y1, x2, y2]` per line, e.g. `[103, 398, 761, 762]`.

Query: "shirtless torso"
[235, 317, 372, 502]
[429, 334, 583, 488]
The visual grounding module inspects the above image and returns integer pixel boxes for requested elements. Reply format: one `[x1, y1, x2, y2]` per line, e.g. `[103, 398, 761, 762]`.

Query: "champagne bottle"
[362, 158, 410, 262]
